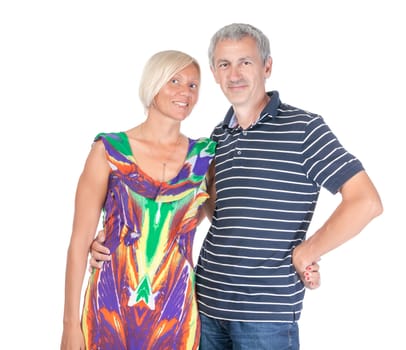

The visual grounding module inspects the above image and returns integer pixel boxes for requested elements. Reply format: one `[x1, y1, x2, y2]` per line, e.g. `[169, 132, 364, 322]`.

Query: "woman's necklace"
[160, 136, 182, 182]
[141, 123, 182, 182]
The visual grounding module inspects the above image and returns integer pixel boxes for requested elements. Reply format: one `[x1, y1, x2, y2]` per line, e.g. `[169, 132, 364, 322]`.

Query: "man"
[90, 23, 383, 349]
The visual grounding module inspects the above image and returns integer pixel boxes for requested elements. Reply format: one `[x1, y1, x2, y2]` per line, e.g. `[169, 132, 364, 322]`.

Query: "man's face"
[211, 36, 272, 108]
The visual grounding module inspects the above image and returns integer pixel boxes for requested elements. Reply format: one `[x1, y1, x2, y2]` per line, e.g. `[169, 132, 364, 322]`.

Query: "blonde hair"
[139, 50, 200, 112]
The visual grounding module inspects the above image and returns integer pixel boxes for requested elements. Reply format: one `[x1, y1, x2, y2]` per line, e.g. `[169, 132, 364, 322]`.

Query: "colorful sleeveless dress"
[81, 132, 216, 350]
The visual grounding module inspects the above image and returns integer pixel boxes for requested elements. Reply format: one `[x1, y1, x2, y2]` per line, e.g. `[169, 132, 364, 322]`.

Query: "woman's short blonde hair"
[139, 50, 200, 112]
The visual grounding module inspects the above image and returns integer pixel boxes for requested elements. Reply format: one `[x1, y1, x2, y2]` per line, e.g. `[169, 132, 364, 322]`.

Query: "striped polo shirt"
[195, 90, 364, 322]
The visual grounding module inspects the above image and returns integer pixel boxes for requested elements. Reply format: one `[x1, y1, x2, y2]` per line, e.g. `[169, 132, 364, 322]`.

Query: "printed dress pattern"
[81, 132, 216, 350]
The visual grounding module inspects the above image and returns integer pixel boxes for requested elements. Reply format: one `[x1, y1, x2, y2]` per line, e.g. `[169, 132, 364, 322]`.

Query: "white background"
[1, 1, 404, 349]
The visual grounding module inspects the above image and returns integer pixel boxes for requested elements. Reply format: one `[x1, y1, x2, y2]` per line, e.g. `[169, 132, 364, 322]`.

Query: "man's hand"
[88, 229, 111, 271]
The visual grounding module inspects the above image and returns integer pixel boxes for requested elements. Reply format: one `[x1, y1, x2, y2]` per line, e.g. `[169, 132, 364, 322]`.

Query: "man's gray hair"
[208, 23, 271, 68]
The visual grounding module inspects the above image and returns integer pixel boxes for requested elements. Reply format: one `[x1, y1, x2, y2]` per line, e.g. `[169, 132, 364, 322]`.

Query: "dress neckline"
[121, 131, 192, 185]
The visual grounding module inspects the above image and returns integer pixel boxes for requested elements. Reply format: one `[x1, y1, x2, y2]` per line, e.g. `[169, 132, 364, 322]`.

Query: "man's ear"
[264, 56, 273, 78]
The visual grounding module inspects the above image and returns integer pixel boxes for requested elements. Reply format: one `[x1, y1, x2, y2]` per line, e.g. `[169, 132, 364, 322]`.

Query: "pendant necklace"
[141, 123, 182, 183]
[160, 134, 182, 182]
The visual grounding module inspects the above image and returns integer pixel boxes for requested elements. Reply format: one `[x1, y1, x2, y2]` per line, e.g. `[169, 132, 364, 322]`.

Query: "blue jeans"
[199, 314, 300, 350]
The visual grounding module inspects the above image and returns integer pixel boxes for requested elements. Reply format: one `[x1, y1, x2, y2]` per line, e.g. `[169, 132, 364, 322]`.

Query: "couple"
[61, 23, 383, 349]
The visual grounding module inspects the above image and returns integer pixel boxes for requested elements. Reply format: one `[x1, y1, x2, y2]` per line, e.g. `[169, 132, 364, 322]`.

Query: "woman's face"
[151, 63, 200, 122]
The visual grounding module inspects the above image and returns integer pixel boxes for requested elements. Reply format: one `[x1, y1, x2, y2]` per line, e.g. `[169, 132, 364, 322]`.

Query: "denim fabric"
[199, 313, 300, 350]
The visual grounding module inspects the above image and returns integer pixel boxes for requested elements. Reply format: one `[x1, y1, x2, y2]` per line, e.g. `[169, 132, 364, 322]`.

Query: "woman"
[61, 50, 216, 349]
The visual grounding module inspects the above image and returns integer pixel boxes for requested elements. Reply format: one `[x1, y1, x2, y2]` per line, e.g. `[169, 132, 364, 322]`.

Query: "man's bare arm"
[202, 161, 216, 222]
[293, 170, 383, 278]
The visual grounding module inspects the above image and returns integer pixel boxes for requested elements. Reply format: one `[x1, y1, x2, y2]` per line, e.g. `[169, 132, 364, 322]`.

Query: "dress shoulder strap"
[94, 132, 132, 157]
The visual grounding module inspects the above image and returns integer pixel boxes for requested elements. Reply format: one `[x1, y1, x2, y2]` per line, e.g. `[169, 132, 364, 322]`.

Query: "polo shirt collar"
[222, 90, 280, 131]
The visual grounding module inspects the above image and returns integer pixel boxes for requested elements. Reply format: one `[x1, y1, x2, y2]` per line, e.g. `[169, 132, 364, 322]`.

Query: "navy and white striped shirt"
[195, 90, 364, 322]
